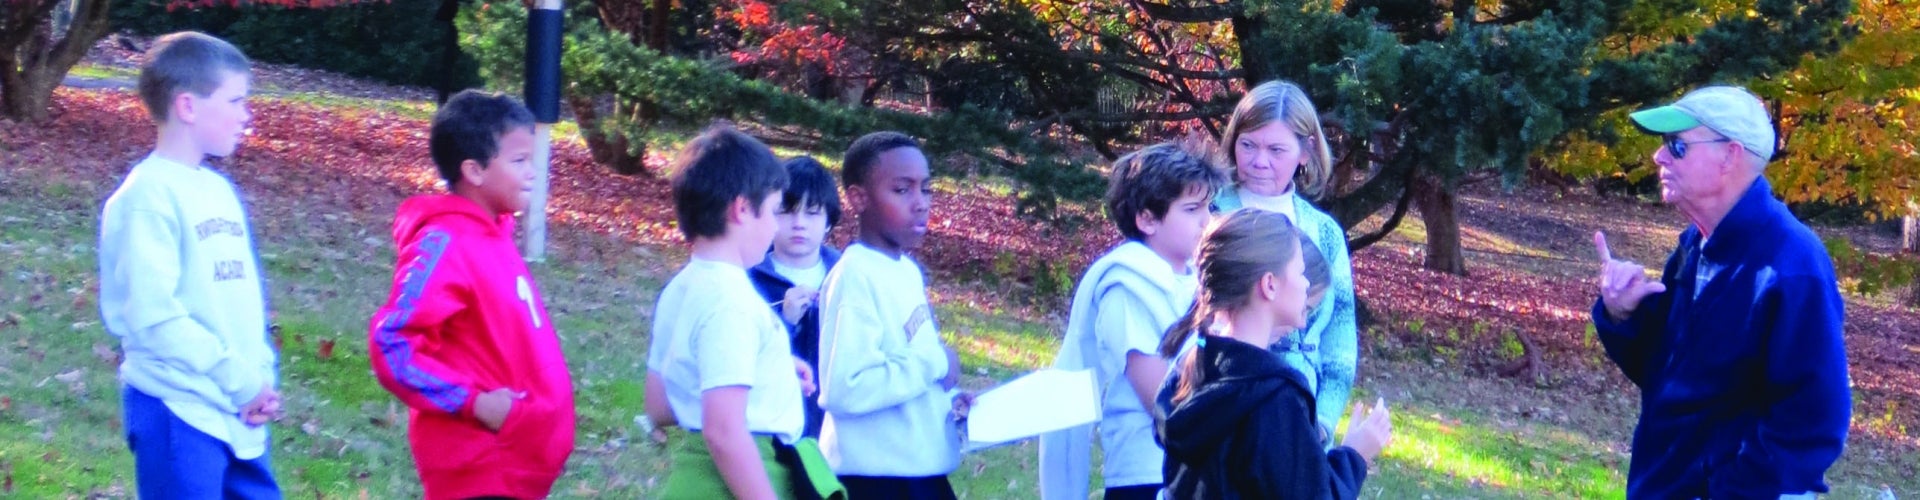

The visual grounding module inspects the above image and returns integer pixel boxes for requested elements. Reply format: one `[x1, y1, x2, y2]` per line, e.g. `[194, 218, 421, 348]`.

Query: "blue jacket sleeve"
[1708, 275, 1850, 497]
[1311, 226, 1358, 438]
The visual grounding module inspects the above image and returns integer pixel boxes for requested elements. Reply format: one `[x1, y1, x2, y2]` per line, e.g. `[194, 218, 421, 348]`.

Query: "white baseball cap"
[1629, 86, 1777, 162]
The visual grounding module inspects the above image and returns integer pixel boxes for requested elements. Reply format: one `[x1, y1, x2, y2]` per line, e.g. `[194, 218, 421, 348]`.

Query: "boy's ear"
[459, 159, 488, 187]
[170, 92, 197, 124]
[728, 196, 755, 225]
[1134, 210, 1161, 238]
[843, 185, 868, 216]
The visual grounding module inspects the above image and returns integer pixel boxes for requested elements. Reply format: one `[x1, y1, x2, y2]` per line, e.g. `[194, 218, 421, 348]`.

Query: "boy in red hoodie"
[366, 90, 576, 500]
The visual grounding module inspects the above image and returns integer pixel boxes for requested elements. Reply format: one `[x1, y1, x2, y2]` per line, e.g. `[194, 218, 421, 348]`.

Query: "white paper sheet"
[963, 368, 1100, 452]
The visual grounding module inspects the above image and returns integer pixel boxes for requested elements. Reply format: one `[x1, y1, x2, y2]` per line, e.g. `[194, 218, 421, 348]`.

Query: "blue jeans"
[124, 386, 281, 500]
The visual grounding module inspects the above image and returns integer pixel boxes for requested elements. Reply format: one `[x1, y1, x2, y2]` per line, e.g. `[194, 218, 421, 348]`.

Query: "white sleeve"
[1095, 289, 1162, 361]
[694, 308, 761, 391]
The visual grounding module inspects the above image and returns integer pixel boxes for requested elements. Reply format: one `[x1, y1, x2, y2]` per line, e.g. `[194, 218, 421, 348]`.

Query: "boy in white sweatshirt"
[98, 32, 281, 499]
[817, 131, 968, 499]
[1038, 142, 1223, 500]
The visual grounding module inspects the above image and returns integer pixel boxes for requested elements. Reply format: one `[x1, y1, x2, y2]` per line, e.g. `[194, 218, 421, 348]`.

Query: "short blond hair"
[138, 32, 250, 123]
[1220, 80, 1333, 199]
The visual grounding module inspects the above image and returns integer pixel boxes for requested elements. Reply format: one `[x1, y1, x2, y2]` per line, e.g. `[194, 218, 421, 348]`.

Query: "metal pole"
[523, 0, 563, 262]
[526, 123, 552, 261]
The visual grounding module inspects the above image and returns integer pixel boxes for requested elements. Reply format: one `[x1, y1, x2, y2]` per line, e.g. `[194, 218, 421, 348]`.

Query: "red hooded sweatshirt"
[367, 194, 576, 500]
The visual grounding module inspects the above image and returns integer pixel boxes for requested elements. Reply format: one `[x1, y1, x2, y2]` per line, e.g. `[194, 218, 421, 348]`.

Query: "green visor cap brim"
[1628, 106, 1702, 134]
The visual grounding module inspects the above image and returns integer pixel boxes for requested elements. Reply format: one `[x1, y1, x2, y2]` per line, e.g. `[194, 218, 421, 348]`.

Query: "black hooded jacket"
[1159, 335, 1369, 499]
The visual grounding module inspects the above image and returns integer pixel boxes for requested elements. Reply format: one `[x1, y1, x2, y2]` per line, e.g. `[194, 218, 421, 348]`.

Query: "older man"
[1592, 86, 1851, 498]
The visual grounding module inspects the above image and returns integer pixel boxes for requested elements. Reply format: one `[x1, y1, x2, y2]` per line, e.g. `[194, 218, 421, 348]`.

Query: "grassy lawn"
[66, 63, 137, 82]
[4, 86, 1915, 498]
[258, 92, 439, 121]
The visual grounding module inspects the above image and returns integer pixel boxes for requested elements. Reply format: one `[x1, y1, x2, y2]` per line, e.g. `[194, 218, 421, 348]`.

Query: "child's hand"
[260, 388, 283, 419]
[636, 415, 671, 444]
[794, 357, 817, 397]
[474, 388, 524, 432]
[942, 346, 962, 390]
[240, 387, 282, 426]
[950, 391, 975, 421]
[781, 287, 817, 325]
[1340, 397, 1393, 466]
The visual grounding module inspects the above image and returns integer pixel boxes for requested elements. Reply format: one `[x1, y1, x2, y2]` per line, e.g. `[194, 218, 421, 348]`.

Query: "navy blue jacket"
[747, 246, 841, 438]
[1592, 179, 1851, 499]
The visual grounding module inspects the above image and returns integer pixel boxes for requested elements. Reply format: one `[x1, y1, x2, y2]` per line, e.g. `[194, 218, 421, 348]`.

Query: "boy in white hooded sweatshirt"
[1038, 141, 1224, 500]
[98, 32, 282, 499]
[817, 131, 970, 499]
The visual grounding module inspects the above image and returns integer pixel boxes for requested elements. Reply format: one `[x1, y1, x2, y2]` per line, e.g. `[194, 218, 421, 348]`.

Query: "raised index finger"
[1594, 231, 1613, 263]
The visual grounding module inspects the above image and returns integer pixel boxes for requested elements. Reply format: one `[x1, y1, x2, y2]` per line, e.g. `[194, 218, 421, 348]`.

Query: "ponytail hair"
[1159, 209, 1304, 406]
[1300, 233, 1331, 316]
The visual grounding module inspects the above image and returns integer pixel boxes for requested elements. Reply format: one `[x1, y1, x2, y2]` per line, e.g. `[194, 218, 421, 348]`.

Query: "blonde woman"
[1206, 80, 1358, 446]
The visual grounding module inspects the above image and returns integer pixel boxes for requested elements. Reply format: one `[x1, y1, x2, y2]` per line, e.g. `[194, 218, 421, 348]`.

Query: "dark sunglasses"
[1663, 134, 1733, 159]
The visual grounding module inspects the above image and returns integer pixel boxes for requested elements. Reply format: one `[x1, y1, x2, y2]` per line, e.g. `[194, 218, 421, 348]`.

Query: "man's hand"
[781, 286, 817, 325]
[1595, 231, 1667, 322]
[474, 388, 524, 432]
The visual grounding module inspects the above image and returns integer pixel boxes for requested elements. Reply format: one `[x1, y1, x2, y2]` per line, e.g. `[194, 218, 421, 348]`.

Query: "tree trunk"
[1494, 329, 1543, 382]
[1904, 209, 1919, 308]
[632, 0, 670, 122]
[646, 0, 669, 51]
[563, 0, 656, 176]
[0, 61, 58, 121]
[565, 93, 647, 176]
[0, 53, 38, 119]
[1903, 213, 1918, 254]
[433, 0, 462, 104]
[1229, 14, 1273, 87]
[1, 0, 110, 122]
[1413, 171, 1467, 275]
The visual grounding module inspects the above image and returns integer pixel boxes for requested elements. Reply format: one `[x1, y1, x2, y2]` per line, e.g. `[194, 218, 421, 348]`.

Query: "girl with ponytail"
[1156, 209, 1392, 499]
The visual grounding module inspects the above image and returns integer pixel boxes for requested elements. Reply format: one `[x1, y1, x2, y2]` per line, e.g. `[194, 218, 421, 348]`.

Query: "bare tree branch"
[1129, 0, 1242, 23]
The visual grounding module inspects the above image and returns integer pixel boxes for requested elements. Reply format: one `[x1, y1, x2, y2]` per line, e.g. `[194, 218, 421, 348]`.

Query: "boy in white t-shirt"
[1037, 142, 1223, 500]
[817, 131, 968, 499]
[644, 125, 838, 499]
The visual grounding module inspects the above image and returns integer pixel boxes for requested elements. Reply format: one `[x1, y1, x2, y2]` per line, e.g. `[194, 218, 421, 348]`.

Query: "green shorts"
[659, 431, 793, 500]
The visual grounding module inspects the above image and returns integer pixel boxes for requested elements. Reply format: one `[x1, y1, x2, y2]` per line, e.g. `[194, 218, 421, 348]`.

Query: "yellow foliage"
[1560, 0, 1920, 217]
